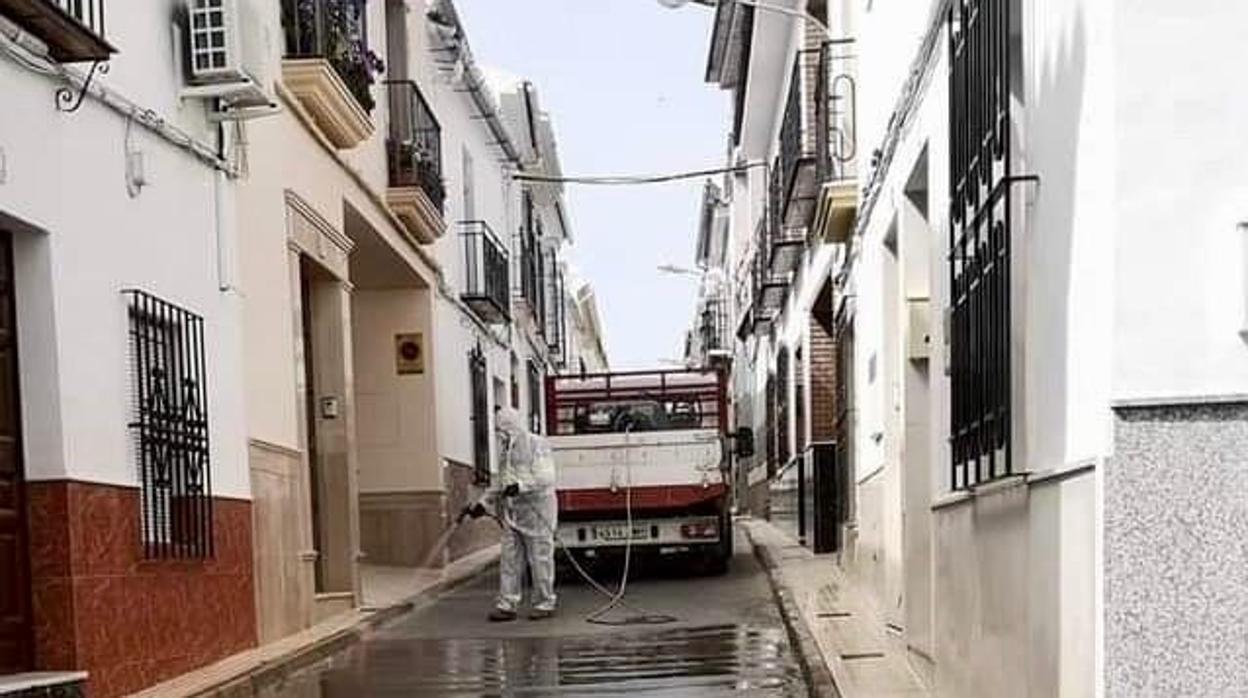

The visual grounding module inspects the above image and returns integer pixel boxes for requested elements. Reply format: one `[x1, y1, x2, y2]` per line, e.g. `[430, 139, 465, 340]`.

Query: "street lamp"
[657, 0, 830, 37]
[657, 263, 702, 278]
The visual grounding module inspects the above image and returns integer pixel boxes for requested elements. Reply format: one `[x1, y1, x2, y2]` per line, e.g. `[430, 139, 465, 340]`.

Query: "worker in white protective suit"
[465, 406, 558, 621]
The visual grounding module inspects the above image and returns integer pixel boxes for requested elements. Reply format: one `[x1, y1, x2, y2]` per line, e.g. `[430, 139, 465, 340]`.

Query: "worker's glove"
[502, 483, 520, 498]
[461, 503, 487, 520]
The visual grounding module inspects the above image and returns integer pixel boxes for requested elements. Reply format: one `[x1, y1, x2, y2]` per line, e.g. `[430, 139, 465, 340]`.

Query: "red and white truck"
[544, 369, 742, 573]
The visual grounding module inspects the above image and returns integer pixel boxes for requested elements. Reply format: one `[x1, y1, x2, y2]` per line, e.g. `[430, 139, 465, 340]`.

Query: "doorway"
[0, 229, 31, 672]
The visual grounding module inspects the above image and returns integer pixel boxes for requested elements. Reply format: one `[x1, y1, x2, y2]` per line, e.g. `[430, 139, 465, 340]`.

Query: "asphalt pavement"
[259, 532, 808, 696]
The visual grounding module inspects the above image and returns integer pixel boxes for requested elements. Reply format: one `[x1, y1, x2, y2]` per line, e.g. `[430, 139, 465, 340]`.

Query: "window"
[527, 360, 543, 433]
[947, 0, 1018, 489]
[461, 146, 476, 221]
[126, 290, 213, 559]
[469, 347, 490, 486]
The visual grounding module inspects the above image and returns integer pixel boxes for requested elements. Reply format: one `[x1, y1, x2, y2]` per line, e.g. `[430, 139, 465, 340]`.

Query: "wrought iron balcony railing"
[281, 0, 382, 113]
[460, 221, 510, 324]
[754, 221, 791, 312]
[815, 39, 858, 186]
[700, 296, 731, 359]
[386, 80, 444, 211]
[0, 0, 114, 62]
[545, 263, 567, 366]
[768, 158, 805, 273]
[777, 48, 822, 230]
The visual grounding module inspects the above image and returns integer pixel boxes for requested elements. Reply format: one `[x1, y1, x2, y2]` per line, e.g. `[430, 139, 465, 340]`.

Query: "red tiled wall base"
[26, 481, 257, 697]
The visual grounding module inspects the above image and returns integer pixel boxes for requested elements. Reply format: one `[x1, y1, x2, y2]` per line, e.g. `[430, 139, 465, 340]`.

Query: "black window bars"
[947, 0, 1018, 489]
[125, 290, 213, 559]
[468, 347, 490, 486]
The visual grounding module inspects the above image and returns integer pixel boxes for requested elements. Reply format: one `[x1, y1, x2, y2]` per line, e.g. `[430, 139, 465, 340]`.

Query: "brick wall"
[810, 314, 837, 443]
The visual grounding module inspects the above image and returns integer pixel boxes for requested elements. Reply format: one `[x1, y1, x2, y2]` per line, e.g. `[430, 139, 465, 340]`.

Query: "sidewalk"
[130, 545, 499, 698]
[742, 518, 930, 698]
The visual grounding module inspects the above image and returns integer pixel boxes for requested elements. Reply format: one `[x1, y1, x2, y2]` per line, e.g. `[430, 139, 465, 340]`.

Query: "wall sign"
[396, 333, 424, 375]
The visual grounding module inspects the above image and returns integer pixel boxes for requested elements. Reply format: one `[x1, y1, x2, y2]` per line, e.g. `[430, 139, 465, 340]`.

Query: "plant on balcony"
[283, 0, 385, 112]
[390, 140, 446, 209]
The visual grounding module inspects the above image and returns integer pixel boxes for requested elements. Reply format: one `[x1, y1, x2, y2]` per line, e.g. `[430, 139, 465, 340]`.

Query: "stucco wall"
[354, 288, 440, 492]
[1111, 1, 1248, 402]
[931, 473, 1094, 698]
[0, 55, 248, 499]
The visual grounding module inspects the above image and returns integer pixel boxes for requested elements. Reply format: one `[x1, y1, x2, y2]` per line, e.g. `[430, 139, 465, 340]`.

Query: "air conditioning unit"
[182, 0, 275, 114]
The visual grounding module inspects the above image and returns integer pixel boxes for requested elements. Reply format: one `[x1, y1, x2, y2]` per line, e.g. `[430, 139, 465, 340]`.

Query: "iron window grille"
[948, 0, 1016, 489]
[125, 290, 213, 559]
[468, 347, 490, 486]
[519, 192, 545, 329]
[544, 261, 567, 366]
[777, 347, 791, 468]
[527, 360, 543, 433]
[386, 80, 444, 210]
[280, 0, 383, 113]
[765, 372, 777, 478]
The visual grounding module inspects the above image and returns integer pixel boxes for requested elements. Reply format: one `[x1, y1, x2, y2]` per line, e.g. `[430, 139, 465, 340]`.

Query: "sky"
[455, 0, 729, 370]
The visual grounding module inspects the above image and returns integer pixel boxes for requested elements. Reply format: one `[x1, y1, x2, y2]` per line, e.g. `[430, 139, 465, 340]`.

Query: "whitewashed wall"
[0, 17, 248, 497]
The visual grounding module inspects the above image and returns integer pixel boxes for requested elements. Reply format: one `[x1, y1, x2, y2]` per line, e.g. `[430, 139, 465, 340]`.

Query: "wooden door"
[0, 230, 31, 672]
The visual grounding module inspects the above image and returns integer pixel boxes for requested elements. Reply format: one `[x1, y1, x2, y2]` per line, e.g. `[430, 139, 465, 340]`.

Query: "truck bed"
[550, 428, 725, 516]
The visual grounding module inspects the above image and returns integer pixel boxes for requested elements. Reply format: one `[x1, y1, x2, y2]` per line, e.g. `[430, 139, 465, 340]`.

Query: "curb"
[745, 524, 840, 698]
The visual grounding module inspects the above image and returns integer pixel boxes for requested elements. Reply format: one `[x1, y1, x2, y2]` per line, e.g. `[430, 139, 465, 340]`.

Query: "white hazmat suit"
[492, 407, 558, 616]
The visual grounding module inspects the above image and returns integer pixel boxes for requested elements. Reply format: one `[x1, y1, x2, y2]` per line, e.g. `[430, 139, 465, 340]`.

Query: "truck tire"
[703, 510, 733, 576]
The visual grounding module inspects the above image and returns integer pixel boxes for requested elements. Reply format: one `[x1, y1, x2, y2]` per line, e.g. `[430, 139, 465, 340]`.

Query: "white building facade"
[701, 0, 1248, 695]
[0, 2, 256, 694]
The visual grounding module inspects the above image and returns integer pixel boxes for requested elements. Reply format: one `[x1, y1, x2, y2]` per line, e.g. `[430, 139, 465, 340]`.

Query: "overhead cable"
[514, 161, 766, 186]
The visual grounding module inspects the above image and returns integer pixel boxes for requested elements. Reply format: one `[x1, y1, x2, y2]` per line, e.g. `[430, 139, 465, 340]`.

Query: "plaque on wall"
[395, 333, 424, 375]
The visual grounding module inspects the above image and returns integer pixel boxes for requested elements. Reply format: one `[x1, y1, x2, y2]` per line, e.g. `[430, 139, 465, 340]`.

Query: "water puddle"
[261, 624, 804, 696]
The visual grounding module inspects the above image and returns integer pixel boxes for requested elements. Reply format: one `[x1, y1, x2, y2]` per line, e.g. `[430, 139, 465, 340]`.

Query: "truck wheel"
[703, 511, 733, 576]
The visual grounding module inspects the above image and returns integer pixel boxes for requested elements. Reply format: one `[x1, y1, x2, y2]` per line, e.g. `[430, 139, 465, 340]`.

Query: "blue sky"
[456, 0, 728, 370]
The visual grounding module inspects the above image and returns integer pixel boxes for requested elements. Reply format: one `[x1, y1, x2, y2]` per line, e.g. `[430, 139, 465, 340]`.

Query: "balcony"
[777, 48, 823, 232]
[754, 224, 791, 314]
[812, 40, 860, 244]
[460, 221, 510, 324]
[545, 263, 567, 366]
[385, 80, 445, 244]
[767, 158, 805, 273]
[0, 0, 114, 62]
[280, 0, 380, 149]
[700, 296, 731, 362]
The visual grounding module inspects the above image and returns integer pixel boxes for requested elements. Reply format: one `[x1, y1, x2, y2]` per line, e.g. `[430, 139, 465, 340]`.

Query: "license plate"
[594, 524, 650, 542]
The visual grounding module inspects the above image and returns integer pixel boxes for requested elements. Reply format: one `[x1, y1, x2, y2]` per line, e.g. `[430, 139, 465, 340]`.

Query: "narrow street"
[260, 534, 807, 697]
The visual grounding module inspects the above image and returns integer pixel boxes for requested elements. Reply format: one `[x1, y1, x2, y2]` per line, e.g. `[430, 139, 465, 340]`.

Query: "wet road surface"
[261, 532, 807, 696]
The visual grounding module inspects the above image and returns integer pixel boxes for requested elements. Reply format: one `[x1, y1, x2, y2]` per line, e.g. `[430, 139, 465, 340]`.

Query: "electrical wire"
[513, 161, 766, 186]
